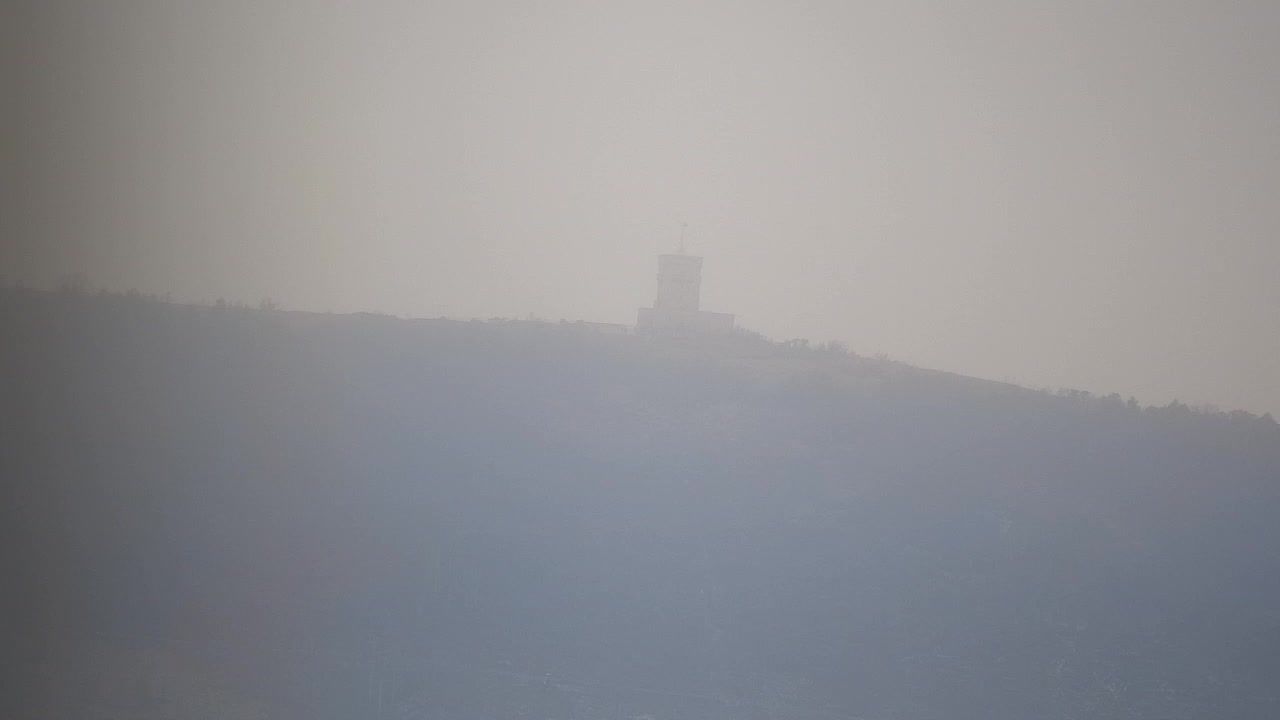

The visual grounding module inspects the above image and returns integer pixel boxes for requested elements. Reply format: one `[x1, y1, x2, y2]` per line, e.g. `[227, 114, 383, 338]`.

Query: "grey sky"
[6, 1, 1279, 414]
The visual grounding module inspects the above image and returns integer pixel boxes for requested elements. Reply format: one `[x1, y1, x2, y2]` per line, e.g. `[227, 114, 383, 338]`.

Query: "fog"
[7, 287, 1280, 719]
[7, 1, 1279, 414]
[6, 5, 1280, 717]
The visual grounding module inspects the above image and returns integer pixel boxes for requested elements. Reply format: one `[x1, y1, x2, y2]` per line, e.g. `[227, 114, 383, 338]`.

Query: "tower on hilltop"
[654, 253, 703, 313]
[637, 250, 734, 335]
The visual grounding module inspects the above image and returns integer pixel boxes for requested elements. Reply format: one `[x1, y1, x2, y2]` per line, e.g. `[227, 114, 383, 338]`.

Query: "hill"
[4, 287, 1279, 720]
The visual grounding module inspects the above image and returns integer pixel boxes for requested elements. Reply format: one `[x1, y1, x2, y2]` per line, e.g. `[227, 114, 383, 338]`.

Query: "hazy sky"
[6, 1, 1279, 414]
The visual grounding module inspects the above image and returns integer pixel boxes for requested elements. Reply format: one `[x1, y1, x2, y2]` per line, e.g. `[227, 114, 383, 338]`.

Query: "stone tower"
[637, 252, 734, 335]
[654, 253, 703, 312]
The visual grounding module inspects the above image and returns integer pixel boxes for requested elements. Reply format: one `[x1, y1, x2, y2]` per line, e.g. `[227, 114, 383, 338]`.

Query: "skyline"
[5, 1, 1278, 415]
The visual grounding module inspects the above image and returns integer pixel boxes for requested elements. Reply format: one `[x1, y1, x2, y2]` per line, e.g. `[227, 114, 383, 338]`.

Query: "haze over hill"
[5, 287, 1280, 719]
[5, 2, 1280, 718]
[5, 0, 1280, 415]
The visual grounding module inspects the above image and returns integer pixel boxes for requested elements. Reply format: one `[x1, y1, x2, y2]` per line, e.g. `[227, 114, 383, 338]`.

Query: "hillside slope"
[4, 289, 1279, 720]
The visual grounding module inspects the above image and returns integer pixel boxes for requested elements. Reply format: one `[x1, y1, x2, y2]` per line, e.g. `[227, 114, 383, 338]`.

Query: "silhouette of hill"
[4, 287, 1279, 720]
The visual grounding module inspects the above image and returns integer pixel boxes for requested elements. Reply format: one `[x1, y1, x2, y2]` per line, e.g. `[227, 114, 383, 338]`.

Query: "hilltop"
[4, 287, 1280, 720]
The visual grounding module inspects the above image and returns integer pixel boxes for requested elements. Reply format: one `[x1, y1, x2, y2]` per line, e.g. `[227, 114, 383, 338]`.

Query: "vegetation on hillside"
[4, 287, 1279, 720]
